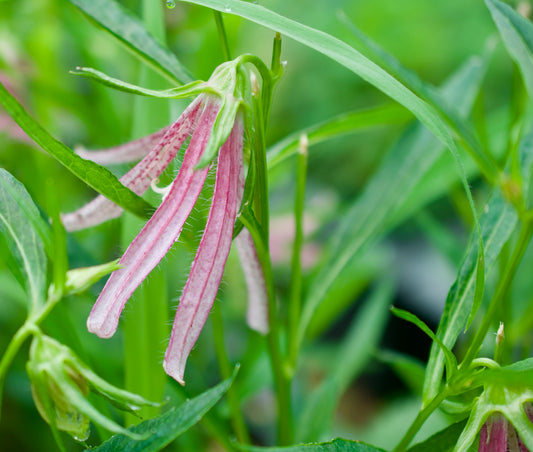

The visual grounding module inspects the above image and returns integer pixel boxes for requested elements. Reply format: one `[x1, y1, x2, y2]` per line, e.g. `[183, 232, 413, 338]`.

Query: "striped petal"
[87, 99, 219, 338]
[163, 117, 243, 385]
[62, 98, 202, 231]
[235, 229, 269, 334]
[75, 127, 170, 165]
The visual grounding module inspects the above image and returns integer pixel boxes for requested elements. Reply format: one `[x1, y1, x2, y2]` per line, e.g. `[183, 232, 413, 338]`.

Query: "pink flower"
[479, 412, 531, 452]
[63, 60, 270, 384]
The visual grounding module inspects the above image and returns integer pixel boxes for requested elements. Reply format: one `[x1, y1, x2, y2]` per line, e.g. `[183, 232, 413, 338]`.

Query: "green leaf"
[486, 0, 533, 100]
[92, 368, 237, 452]
[405, 420, 467, 452]
[238, 438, 386, 452]
[339, 16, 497, 180]
[0, 81, 155, 221]
[296, 281, 392, 443]
[422, 126, 533, 404]
[0, 169, 49, 309]
[391, 307, 457, 379]
[267, 104, 410, 168]
[181, 0, 455, 155]
[299, 56, 487, 348]
[67, 0, 194, 85]
[422, 191, 517, 401]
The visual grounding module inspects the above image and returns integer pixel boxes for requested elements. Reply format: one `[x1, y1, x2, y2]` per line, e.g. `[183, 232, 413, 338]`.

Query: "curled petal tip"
[163, 360, 185, 386]
[86, 316, 115, 339]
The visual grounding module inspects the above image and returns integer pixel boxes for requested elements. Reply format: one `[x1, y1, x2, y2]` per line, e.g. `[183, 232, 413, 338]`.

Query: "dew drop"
[224, 4, 231, 11]
[166, 0, 176, 9]
[281, 60, 288, 68]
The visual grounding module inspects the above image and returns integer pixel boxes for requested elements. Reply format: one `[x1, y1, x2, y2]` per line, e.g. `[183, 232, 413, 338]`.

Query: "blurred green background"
[0, 0, 530, 450]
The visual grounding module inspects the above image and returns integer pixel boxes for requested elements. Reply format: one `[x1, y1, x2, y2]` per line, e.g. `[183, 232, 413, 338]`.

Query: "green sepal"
[26, 335, 157, 441]
[71, 67, 210, 99]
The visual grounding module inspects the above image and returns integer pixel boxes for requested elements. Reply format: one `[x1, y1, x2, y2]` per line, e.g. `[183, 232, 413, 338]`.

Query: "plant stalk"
[211, 308, 250, 444]
[460, 218, 533, 369]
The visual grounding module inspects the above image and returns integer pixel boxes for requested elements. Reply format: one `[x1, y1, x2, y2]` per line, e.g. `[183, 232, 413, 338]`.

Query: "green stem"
[124, 0, 169, 424]
[214, 11, 231, 61]
[394, 389, 449, 452]
[249, 79, 293, 445]
[211, 308, 250, 444]
[241, 211, 292, 445]
[461, 218, 533, 369]
[0, 291, 61, 422]
[241, 102, 293, 445]
[287, 135, 308, 369]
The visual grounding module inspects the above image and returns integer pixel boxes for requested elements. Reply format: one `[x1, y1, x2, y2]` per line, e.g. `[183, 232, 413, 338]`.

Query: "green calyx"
[71, 55, 276, 171]
[26, 334, 158, 443]
[448, 360, 533, 452]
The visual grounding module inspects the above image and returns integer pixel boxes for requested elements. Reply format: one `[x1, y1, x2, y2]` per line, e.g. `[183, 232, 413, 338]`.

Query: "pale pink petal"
[0, 113, 32, 144]
[163, 118, 243, 385]
[62, 99, 202, 232]
[87, 99, 219, 338]
[75, 126, 170, 165]
[233, 149, 269, 334]
[235, 229, 269, 334]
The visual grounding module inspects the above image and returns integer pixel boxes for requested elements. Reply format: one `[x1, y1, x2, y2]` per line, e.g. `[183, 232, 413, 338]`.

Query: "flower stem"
[288, 135, 308, 369]
[247, 85, 293, 445]
[0, 290, 61, 423]
[213, 11, 231, 61]
[394, 389, 449, 452]
[123, 0, 170, 423]
[211, 308, 250, 444]
[460, 217, 533, 369]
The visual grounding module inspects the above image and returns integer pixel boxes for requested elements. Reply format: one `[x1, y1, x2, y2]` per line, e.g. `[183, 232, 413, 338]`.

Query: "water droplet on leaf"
[224, 4, 231, 11]
[166, 0, 176, 9]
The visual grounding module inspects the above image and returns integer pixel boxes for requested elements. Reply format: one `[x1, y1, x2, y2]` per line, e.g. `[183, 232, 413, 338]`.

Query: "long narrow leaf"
[67, 0, 194, 85]
[267, 104, 410, 168]
[0, 170, 48, 309]
[0, 82, 155, 221]
[300, 57, 487, 348]
[486, 0, 533, 100]
[92, 369, 237, 452]
[391, 307, 457, 378]
[238, 438, 386, 452]
[339, 16, 498, 178]
[422, 125, 533, 404]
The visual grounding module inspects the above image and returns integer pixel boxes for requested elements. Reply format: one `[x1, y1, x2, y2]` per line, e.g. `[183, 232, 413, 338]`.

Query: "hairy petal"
[235, 229, 269, 334]
[75, 127, 170, 165]
[164, 118, 243, 385]
[62, 99, 202, 232]
[87, 100, 219, 338]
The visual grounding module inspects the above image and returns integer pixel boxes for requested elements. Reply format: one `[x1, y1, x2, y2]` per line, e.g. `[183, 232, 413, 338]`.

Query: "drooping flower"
[63, 60, 269, 384]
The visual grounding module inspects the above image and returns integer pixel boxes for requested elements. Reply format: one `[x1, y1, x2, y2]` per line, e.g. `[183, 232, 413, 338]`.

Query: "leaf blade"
[0, 81, 155, 221]
[0, 169, 48, 309]
[67, 0, 194, 85]
[486, 0, 533, 100]
[92, 369, 237, 452]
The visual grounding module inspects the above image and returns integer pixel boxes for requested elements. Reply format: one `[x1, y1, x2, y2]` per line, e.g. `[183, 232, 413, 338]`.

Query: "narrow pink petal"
[235, 229, 269, 334]
[62, 99, 202, 232]
[164, 118, 243, 385]
[480, 414, 508, 452]
[75, 126, 170, 165]
[87, 99, 219, 338]
[0, 114, 33, 144]
[233, 146, 269, 334]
